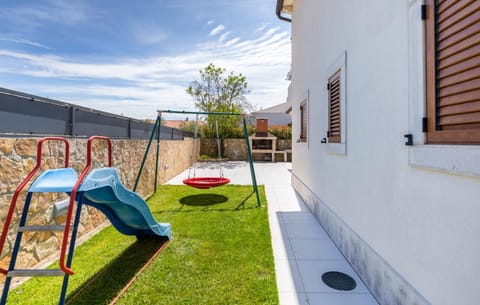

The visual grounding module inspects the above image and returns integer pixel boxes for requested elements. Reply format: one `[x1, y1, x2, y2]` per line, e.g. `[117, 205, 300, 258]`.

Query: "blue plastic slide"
[29, 167, 171, 239]
[79, 168, 171, 238]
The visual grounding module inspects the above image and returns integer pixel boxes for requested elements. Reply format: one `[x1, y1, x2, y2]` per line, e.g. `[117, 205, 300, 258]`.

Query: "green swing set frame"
[133, 110, 261, 207]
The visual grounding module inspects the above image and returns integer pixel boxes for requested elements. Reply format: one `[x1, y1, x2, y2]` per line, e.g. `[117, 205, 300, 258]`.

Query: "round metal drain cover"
[321, 271, 357, 291]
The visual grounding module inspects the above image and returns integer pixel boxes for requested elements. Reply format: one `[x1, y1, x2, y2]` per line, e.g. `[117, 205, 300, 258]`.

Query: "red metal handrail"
[59, 136, 112, 275]
[0, 137, 70, 275]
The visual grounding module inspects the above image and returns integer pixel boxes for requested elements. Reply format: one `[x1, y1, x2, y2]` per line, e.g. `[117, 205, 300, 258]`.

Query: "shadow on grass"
[166, 191, 258, 213]
[180, 194, 228, 206]
[66, 237, 168, 305]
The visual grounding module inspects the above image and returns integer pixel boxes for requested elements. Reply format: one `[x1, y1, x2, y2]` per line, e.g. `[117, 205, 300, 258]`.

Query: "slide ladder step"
[7, 269, 65, 277]
[18, 225, 65, 232]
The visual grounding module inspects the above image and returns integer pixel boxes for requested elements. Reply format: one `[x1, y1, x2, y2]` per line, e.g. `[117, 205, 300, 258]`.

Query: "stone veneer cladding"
[291, 173, 431, 305]
[0, 137, 197, 278]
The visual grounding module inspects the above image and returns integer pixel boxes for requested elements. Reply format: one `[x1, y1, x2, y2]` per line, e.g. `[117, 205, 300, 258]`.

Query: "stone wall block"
[0, 140, 14, 155]
[22, 158, 36, 174]
[0, 156, 24, 189]
[14, 139, 37, 157]
[55, 214, 67, 225]
[44, 205, 55, 223]
[277, 140, 291, 150]
[15, 252, 37, 268]
[34, 236, 60, 261]
[0, 193, 12, 221]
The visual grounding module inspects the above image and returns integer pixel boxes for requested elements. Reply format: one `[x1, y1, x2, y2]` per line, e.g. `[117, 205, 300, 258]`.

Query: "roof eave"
[275, 0, 293, 23]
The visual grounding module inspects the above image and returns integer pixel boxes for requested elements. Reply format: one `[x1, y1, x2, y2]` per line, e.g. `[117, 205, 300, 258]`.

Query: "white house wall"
[288, 1, 480, 305]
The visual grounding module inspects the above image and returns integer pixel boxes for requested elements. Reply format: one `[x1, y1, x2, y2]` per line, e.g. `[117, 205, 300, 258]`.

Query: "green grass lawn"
[6, 185, 278, 305]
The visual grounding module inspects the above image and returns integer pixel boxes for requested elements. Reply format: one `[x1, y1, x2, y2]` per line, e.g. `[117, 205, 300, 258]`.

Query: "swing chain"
[188, 114, 200, 179]
[215, 118, 224, 178]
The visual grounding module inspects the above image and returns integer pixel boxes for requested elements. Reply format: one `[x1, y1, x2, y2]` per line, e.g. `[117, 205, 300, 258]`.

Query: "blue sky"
[0, 0, 291, 119]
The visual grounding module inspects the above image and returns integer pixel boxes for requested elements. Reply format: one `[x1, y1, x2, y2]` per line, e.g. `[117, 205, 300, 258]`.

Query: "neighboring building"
[276, 1, 479, 305]
[248, 102, 292, 127]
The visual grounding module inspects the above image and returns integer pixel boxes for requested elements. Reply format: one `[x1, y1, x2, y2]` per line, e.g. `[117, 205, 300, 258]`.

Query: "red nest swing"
[183, 116, 230, 189]
[183, 177, 230, 189]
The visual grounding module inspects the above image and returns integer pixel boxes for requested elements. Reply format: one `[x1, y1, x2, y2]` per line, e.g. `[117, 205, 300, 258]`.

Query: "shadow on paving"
[65, 237, 168, 305]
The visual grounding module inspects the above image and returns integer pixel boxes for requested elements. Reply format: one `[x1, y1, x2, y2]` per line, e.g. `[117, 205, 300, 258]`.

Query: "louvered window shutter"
[328, 70, 341, 143]
[425, 0, 480, 144]
[300, 100, 307, 142]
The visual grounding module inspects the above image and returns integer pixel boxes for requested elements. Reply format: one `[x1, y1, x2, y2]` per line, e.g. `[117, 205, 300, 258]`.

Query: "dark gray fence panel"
[130, 120, 153, 139]
[0, 88, 190, 140]
[0, 93, 70, 134]
[73, 108, 129, 138]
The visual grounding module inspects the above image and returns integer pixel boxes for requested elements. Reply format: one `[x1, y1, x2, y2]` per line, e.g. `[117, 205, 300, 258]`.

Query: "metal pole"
[59, 193, 85, 305]
[243, 118, 261, 206]
[133, 115, 160, 192]
[215, 119, 221, 159]
[154, 113, 162, 192]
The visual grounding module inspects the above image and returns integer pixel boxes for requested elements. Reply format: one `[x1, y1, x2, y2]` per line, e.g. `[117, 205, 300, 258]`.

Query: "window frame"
[326, 51, 347, 155]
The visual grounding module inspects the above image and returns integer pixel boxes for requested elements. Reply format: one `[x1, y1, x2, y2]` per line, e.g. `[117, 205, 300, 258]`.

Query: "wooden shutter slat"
[438, 2, 479, 33]
[439, 100, 480, 116]
[438, 0, 474, 19]
[439, 111, 480, 126]
[438, 24, 480, 54]
[330, 107, 340, 115]
[438, 65, 480, 88]
[438, 6, 480, 42]
[439, 77, 480, 98]
[330, 98, 340, 105]
[441, 122, 480, 130]
[439, 43, 480, 69]
[438, 53, 480, 78]
[440, 88, 480, 106]
[330, 90, 340, 97]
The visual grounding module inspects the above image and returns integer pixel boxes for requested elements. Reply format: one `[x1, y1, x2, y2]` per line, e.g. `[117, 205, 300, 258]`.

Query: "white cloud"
[0, 37, 51, 50]
[0, 25, 291, 119]
[256, 24, 267, 32]
[207, 20, 215, 25]
[218, 31, 230, 43]
[209, 25, 225, 36]
[225, 37, 240, 47]
[1, 0, 94, 28]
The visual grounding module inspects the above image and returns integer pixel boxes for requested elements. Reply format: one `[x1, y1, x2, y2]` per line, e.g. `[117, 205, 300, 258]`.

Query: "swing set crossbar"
[158, 110, 241, 116]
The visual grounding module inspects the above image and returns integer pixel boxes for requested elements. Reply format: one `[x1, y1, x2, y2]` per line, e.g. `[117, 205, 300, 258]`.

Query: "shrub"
[269, 125, 292, 139]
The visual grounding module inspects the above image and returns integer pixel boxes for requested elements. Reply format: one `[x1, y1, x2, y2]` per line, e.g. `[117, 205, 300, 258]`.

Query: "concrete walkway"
[166, 162, 379, 305]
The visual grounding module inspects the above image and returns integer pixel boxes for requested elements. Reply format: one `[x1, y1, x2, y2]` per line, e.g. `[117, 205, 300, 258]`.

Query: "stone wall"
[276, 139, 291, 151]
[224, 139, 248, 161]
[201, 138, 291, 161]
[200, 138, 223, 158]
[0, 136, 197, 274]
